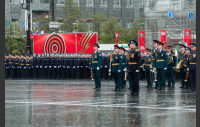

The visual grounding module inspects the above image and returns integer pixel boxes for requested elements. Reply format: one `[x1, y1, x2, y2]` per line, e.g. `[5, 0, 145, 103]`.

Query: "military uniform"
[33, 55, 38, 79]
[26, 57, 31, 79]
[5, 57, 9, 79]
[8, 56, 14, 78]
[178, 47, 186, 88]
[154, 43, 168, 90]
[20, 58, 26, 79]
[69, 56, 75, 79]
[151, 47, 159, 88]
[119, 47, 127, 88]
[91, 44, 102, 88]
[183, 52, 190, 88]
[127, 40, 140, 95]
[144, 51, 153, 87]
[189, 44, 196, 90]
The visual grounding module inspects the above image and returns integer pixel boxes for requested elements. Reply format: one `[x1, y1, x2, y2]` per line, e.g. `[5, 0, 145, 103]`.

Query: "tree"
[88, 13, 106, 32]
[60, 0, 84, 32]
[5, 19, 26, 55]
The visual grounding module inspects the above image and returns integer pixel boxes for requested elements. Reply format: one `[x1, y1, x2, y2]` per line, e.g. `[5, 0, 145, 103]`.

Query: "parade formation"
[5, 40, 196, 95]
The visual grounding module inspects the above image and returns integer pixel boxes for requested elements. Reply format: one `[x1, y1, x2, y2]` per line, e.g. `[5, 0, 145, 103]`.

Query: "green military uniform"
[178, 46, 186, 88]
[144, 54, 153, 87]
[91, 47, 102, 88]
[111, 52, 123, 90]
[151, 45, 159, 88]
[167, 47, 177, 87]
[154, 42, 168, 90]
[119, 48, 127, 88]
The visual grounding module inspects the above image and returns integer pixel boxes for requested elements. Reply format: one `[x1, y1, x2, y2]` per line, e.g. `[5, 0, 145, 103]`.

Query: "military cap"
[153, 40, 159, 43]
[180, 44, 186, 48]
[129, 40, 138, 46]
[167, 46, 172, 48]
[190, 43, 196, 47]
[146, 48, 151, 51]
[114, 45, 120, 49]
[186, 47, 191, 51]
[119, 47, 126, 51]
[94, 43, 100, 48]
[157, 41, 164, 45]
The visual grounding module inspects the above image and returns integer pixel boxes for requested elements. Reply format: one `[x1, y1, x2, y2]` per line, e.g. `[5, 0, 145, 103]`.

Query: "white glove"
[20, 67, 21, 68]
[164, 68, 167, 70]
[73, 66, 75, 69]
[49, 66, 51, 68]
[91, 68, 92, 69]
[150, 65, 152, 69]
[173, 67, 175, 69]
[150, 69, 152, 72]
[154, 68, 156, 71]
[45, 66, 47, 68]
[136, 70, 139, 72]
[67, 66, 69, 68]
[97, 67, 99, 70]
[101, 66, 102, 68]
[36, 66, 38, 68]
[63, 66, 65, 68]
[123, 68, 126, 71]
[54, 66, 56, 68]
[40, 66, 42, 68]
[187, 68, 189, 71]
[118, 70, 121, 72]
[60, 65, 61, 68]
[77, 66, 79, 68]
[24, 67, 26, 69]
[140, 66, 142, 68]
[58, 66, 60, 68]
[109, 69, 111, 72]
[105, 66, 107, 68]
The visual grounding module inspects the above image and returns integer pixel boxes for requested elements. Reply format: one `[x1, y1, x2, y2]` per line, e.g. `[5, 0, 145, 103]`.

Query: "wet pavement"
[5, 80, 196, 127]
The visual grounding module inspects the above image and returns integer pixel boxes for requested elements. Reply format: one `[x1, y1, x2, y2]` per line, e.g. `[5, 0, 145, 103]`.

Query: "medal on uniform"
[131, 54, 134, 58]
[121, 56, 122, 59]
[193, 54, 196, 58]
[95, 53, 97, 58]
[162, 54, 163, 56]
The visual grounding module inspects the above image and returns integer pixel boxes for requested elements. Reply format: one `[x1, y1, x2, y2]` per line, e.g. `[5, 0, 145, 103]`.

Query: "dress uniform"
[107, 53, 111, 79]
[61, 54, 66, 79]
[189, 43, 196, 90]
[91, 43, 102, 89]
[26, 56, 31, 79]
[66, 54, 71, 79]
[51, 54, 56, 79]
[183, 47, 190, 89]
[55, 54, 61, 79]
[33, 53, 37, 79]
[154, 41, 168, 90]
[127, 40, 140, 95]
[152, 40, 159, 88]
[8, 55, 14, 78]
[69, 55, 75, 79]
[144, 48, 153, 88]
[46, 54, 51, 79]
[5, 56, 9, 79]
[37, 54, 42, 79]
[139, 53, 145, 80]
[101, 53, 107, 79]
[111, 45, 123, 91]
[119, 47, 127, 88]
[14, 55, 20, 78]
[178, 44, 186, 88]
[20, 56, 26, 79]
[167, 46, 177, 87]
[83, 55, 88, 79]
[41, 54, 47, 79]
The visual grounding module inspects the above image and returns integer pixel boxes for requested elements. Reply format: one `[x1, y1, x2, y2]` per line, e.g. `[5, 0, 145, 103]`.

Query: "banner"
[116, 32, 119, 46]
[139, 31, 146, 52]
[33, 33, 98, 54]
[160, 30, 167, 50]
[184, 29, 191, 47]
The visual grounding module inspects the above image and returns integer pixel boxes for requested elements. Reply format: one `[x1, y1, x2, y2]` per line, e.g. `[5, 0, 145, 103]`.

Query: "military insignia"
[166, 53, 168, 55]
[162, 54, 163, 56]
[131, 54, 134, 58]
[193, 54, 196, 58]
[121, 56, 122, 59]
[116, 57, 118, 59]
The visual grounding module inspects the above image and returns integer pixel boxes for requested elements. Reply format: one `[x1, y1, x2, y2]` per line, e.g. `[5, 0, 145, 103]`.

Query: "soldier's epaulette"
[135, 49, 139, 52]
[98, 51, 100, 53]
[118, 53, 121, 55]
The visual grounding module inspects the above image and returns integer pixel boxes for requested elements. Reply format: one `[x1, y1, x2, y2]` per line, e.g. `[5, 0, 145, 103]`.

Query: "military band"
[5, 40, 196, 94]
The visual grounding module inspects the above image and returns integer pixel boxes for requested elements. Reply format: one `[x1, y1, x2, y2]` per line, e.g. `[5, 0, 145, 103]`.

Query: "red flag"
[139, 31, 146, 52]
[116, 32, 119, 46]
[160, 30, 167, 50]
[184, 29, 191, 47]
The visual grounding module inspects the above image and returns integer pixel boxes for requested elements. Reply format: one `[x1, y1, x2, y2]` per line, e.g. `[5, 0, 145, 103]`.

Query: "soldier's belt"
[183, 64, 187, 66]
[5, 63, 7, 64]
[15, 63, 19, 64]
[153, 58, 155, 60]
[92, 61, 98, 63]
[112, 63, 119, 66]
[145, 64, 150, 66]
[128, 62, 137, 65]
[190, 63, 196, 64]
[21, 64, 25, 65]
[123, 63, 125, 65]
[26, 64, 30, 65]
[9, 62, 13, 64]
[156, 59, 164, 62]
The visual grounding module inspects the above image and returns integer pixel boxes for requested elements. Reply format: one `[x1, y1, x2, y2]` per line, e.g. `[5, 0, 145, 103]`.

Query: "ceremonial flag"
[160, 30, 167, 50]
[116, 32, 119, 46]
[184, 29, 191, 47]
[139, 31, 146, 52]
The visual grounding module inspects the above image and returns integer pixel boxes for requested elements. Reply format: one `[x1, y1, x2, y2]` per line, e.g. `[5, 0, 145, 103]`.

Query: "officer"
[55, 53, 61, 79]
[127, 40, 140, 95]
[167, 46, 177, 88]
[41, 53, 46, 79]
[144, 48, 153, 88]
[32, 53, 37, 79]
[127, 44, 131, 89]
[154, 41, 168, 90]
[8, 54, 14, 79]
[183, 47, 191, 89]
[107, 52, 111, 79]
[119, 47, 127, 89]
[139, 52, 145, 80]
[82, 54, 87, 79]
[5, 55, 9, 79]
[37, 53, 42, 79]
[26, 55, 31, 79]
[88, 53, 92, 79]
[51, 53, 56, 79]
[189, 43, 196, 90]
[60, 53, 65, 79]
[30, 55, 33, 79]
[91, 43, 102, 89]
[69, 54, 75, 79]
[178, 44, 186, 88]
[20, 55, 26, 79]
[110, 45, 123, 91]
[14, 54, 20, 78]
[66, 54, 70, 79]
[101, 53, 106, 79]
[151, 40, 159, 88]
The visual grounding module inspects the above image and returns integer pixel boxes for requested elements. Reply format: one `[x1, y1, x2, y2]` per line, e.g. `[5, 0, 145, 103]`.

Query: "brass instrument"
[168, 48, 177, 65]
[184, 71, 189, 82]
[124, 67, 127, 80]
[175, 60, 184, 72]
[91, 55, 94, 80]
[142, 63, 145, 71]
[108, 49, 113, 76]
[124, 51, 130, 80]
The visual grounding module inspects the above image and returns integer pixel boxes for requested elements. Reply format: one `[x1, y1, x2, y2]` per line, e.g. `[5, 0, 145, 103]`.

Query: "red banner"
[160, 30, 167, 50]
[184, 29, 191, 47]
[116, 32, 119, 45]
[33, 33, 98, 54]
[139, 31, 146, 52]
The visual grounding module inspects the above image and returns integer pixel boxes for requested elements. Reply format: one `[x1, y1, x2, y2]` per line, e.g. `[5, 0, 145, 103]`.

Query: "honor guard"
[144, 48, 153, 88]
[178, 44, 186, 88]
[32, 53, 37, 79]
[15, 55, 20, 78]
[119, 47, 127, 89]
[41, 53, 46, 79]
[5, 55, 9, 79]
[183, 47, 191, 89]
[152, 40, 159, 88]
[166, 46, 177, 88]
[46, 53, 52, 79]
[8, 54, 14, 78]
[69, 54, 75, 79]
[139, 52, 145, 80]
[127, 40, 140, 95]
[189, 43, 196, 90]
[20, 55, 26, 79]
[51, 53, 56, 79]
[110, 45, 123, 91]
[154, 41, 168, 90]
[91, 43, 102, 89]
[26, 56, 31, 79]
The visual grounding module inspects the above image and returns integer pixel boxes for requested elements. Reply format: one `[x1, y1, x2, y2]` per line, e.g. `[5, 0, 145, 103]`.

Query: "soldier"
[154, 41, 168, 90]
[32, 53, 37, 79]
[101, 53, 107, 79]
[51, 53, 56, 79]
[183, 47, 191, 89]
[82, 54, 88, 79]
[178, 44, 186, 88]
[127, 40, 140, 95]
[20, 55, 26, 79]
[167, 46, 177, 88]
[189, 43, 196, 90]
[144, 48, 153, 88]
[110, 45, 123, 91]
[107, 52, 111, 79]
[69, 54, 75, 79]
[151, 40, 159, 88]
[14, 54, 20, 78]
[5, 55, 9, 79]
[139, 52, 145, 80]
[41, 53, 47, 79]
[91, 43, 102, 89]
[66, 54, 70, 79]
[37, 53, 42, 79]
[30, 55, 33, 79]
[119, 47, 127, 89]
[61, 53, 66, 79]
[8, 54, 14, 79]
[46, 53, 51, 79]
[26, 55, 31, 79]
[55, 53, 61, 79]
[127, 44, 131, 89]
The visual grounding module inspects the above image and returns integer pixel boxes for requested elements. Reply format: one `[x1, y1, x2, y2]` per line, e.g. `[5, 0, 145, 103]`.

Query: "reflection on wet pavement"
[5, 80, 196, 127]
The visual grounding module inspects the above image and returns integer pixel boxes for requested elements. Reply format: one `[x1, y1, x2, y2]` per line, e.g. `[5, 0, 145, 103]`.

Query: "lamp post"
[20, 0, 31, 55]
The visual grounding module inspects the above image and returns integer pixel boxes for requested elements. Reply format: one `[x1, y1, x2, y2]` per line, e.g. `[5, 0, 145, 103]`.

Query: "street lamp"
[20, 0, 31, 55]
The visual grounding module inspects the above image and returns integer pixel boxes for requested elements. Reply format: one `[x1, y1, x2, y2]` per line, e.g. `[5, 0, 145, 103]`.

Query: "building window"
[86, 0, 94, 7]
[56, 0, 65, 5]
[14, 0, 19, 4]
[139, 0, 144, 8]
[127, 0, 133, 7]
[100, 0, 107, 6]
[31, 0, 40, 3]
[127, 19, 133, 28]
[73, 0, 79, 6]
[113, 0, 120, 7]
[10, 0, 13, 4]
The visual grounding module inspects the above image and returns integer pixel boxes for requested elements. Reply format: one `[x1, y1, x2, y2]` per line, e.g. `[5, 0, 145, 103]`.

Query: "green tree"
[5, 19, 26, 55]
[88, 13, 106, 32]
[60, 0, 84, 32]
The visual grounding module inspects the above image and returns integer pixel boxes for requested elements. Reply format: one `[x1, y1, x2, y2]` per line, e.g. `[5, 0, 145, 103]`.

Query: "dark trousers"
[145, 69, 152, 86]
[157, 68, 166, 88]
[167, 68, 175, 85]
[48, 67, 52, 79]
[21, 68, 25, 79]
[65, 68, 70, 79]
[38, 68, 43, 79]
[83, 66, 88, 78]
[102, 66, 107, 79]
[57, 67, 60, 79]
[189, 69, 196, 90]
[9, 67, 13, 78]
[70, 68, 75, 79]
[180, 68, 186, 86]
[42, 68, 46, 79]
[112, 71, 122, 90]
[26, 67, 31, 79]
[75, 67, 80, 79]
[120, 71, 126, 87]
[33, 67, 37, 78]
[5, 68, 8, 79]
[92, 69, 101, 88]
[61, 67, 65, 79]
[16, 68, 21, 78]
[129, 71, 139, 93]
[52, 67, 56, 79]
